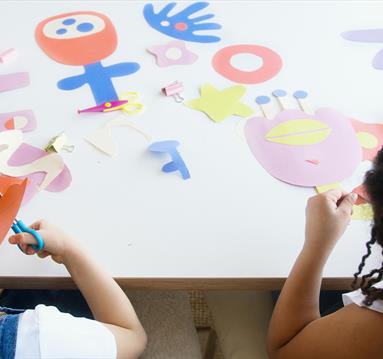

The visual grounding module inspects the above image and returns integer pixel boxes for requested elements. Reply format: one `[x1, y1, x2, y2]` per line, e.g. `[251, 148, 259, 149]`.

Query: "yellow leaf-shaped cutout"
[266, 119, 331, 145]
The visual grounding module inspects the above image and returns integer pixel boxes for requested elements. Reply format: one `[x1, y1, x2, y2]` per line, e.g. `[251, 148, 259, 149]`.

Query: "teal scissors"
[12, 219, 44, 252]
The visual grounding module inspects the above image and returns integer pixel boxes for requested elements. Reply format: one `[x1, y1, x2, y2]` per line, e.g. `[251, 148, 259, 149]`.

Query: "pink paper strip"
[0, 72, 30, 93]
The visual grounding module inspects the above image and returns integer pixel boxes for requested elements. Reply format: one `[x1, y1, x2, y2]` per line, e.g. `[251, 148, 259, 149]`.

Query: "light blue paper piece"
[149, 140, 191, 180]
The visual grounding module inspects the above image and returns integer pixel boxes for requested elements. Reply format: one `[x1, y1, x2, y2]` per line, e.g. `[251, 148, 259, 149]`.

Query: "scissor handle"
[12, 220, 44, 252]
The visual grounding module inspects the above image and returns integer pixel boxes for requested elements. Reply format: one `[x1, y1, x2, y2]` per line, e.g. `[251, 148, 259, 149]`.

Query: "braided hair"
[352, 147, 383, 305]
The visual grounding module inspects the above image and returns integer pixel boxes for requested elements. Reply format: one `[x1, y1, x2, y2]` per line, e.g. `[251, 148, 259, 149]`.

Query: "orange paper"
[0, 177, 27, 245]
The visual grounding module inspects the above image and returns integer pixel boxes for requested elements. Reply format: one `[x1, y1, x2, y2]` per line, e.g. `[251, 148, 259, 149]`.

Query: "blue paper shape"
[149, 140, 191, 180]
[143, 2, 221, 43]
[57, 61, 140, 105]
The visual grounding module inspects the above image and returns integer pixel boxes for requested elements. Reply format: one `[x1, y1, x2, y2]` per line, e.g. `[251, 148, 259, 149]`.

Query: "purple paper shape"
[342, 29, 383, 69]
[0, 72, 30, 92]
[7, 143, 72, 205]
[244, 108, 362, 187]
[0, 110, 37, 132]
[147, 40, 198, 67]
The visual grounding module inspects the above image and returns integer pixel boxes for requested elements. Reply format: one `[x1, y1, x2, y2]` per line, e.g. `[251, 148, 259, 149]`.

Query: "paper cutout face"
[245, 108, 362, 187]
[35, 11, 140, 105]
[143, 2, 221, 43]
[186, 83, 254, 122]
[0, 178, 27, 246]
[35, 11, 117, 66]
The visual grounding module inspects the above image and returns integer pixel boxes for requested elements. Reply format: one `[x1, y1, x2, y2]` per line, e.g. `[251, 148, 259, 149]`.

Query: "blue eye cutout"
[56, 28, 67, 35]
[143, 2, 221, 43]
[77, 22, 94, 32]
[62, 18, 76, 25]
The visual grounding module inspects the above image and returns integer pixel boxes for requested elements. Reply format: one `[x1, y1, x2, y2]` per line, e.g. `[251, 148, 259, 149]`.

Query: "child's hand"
[305, 189, 357, 254]
[8, 220, 79, 264]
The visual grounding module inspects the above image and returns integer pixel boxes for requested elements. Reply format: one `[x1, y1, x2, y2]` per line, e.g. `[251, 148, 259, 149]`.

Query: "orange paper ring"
[212, 44, 282, 84]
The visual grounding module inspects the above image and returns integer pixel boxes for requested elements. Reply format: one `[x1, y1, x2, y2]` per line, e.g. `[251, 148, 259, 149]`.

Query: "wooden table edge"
[0, 277, 354, 290]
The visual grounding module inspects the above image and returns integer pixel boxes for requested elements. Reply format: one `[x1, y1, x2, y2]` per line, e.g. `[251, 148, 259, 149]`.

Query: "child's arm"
[9, 220, 147, 359]
[267, 190, 383, 359]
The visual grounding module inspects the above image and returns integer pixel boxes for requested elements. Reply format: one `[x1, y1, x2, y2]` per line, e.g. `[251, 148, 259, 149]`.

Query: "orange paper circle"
[212, 44, 282, 84]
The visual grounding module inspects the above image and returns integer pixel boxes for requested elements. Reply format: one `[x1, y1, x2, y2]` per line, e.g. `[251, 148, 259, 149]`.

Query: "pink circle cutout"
[212, 44, 282, 84]
[175, 22, 188, 31]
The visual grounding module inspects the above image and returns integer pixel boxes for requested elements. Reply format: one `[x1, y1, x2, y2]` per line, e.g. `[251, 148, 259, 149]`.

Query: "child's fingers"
[9, 233, 39, 246]
[29, 220, 44, 231]
[37, 251, 50, 259]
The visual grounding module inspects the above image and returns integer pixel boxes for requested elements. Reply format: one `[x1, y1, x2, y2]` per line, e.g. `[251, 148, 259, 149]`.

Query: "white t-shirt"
[343, 280, 383, 313]
[15, 304, 117, 359]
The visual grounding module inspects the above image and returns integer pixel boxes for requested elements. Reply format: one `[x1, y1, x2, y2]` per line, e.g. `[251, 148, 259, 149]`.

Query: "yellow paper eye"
[266, 119, 331, 145]
[356, 132, 378, 149]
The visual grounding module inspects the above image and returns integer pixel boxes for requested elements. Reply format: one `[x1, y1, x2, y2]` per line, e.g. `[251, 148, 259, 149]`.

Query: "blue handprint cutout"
[143, 2, 221, 43]
[58, 61, 140, 105]
[342, 29, 383, 70]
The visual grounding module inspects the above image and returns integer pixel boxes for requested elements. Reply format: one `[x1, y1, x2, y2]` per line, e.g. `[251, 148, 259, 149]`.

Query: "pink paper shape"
[7, 143, 72, 205]
[245, 108, 362, 187]
[0, 72, 30, 92]
[0, 110, 37, 132]
[147, 40, 198, 67]
[351, 119, 383, 161]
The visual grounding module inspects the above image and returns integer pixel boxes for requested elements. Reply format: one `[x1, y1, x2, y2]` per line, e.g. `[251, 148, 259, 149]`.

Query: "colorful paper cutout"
[8, 142, 72, 205]
[245, 92, 362, 187]
[143, 2, 221, 43]
[342, 29, 383, 69]
[0, 72, 30, 93]
[212, 44, 282, 84]
[352, 184, 370, 205]
[147, 40, 198, 67]
[35, 11, 140, 105]
[186, 84, 254, 122]
[0, 110, 36, 132]
[0, 131, 65, 191]
[351, 119, 383, 161]
[265, 119, 331, 145]
[0, 178, 27, 246]
[352, 203, 373, 221]
[85, 115, 151, 157]
[149, 140, 190, 179]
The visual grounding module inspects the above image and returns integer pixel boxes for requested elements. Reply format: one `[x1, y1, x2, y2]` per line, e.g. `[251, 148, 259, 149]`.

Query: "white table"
[0, 0, 381, 289]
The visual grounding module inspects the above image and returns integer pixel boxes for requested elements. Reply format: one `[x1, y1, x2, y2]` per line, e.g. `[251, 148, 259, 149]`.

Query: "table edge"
[0, 277, 354, 290]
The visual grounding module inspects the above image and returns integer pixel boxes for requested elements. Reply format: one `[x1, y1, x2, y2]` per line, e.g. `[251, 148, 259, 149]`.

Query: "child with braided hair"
[268, 147, 383, 359]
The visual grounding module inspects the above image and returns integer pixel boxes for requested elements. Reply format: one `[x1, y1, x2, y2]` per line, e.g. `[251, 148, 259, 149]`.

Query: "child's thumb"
[338, 193, 358, 215]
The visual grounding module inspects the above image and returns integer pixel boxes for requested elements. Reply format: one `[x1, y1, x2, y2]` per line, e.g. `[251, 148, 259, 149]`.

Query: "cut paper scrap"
[0, 72, 30, 93]
[0, 177, 27, 246]
[8, 142, 72, 206]
[149, 140, 190, 180]
[0, 48, 18, 65]
[342, 29, 383, 69]
[147, 40, 198, 67]
[245, 91, 362, 187]
[0, 130, 65, 191]
[35, 11, 140, 105]
[85, 115, 152, 157]
[143, 2, 221, 43]
[0, 110, 37, 132]
[352, 203, 373, 221]
[315, 182, 340, 193]
[212, 44, 282, 84]
[351, 119, 383, 161]
[185, 84, 254, 122]
[352, 184, 370, 205]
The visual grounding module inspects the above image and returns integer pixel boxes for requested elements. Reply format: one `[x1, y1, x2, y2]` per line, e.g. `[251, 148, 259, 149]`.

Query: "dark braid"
[353, 147, 383, 305]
